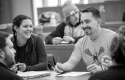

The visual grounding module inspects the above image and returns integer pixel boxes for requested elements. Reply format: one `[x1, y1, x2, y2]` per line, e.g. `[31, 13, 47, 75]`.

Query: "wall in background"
[11, 0, 33, 21]
[0, 0, 12, 24]
[0, 0, 33, 24]
[38, 1, 125, 22]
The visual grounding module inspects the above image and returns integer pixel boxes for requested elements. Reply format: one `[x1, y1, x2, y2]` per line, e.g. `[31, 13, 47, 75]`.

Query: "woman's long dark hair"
[110, 25, 125, 64]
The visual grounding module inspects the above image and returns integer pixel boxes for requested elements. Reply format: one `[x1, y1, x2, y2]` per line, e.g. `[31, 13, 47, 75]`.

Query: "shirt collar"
[0, 62, 8, 69]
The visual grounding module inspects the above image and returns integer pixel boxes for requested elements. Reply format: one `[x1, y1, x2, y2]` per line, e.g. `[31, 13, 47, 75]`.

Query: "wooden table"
[27, 71, 91, 80]
[45, 44, 87, 71]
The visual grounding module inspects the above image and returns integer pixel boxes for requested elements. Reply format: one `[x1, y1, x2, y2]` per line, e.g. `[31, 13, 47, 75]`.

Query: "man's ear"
[0, 49, 4, 58]
[98, 18, 102, 25]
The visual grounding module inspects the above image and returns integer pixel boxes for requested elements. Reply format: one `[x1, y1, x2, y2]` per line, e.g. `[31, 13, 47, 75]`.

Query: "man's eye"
[85, 20, 89, 23]
[80, 21, 83, 24]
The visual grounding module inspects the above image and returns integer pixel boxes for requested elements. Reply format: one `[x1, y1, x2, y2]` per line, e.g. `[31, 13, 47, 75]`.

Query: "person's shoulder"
[102, 28, 116, 37]
[31, 34, 44, 45]
[78, 35, 87, 41]
[0, 67, 23, 80]
[89, 70, 109, 80]
[31, 33, 41, 39]
[61, 21, 66, 25]
[57, 22, 66, 28]
[89, 69, 124, 80]
[31, 34, 43, 42]
[9, 73, 23, 80]
[103, 28, 116, 34]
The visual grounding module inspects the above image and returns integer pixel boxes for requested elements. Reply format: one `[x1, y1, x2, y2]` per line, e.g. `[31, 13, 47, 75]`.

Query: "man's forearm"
[62, 62, 75, 71]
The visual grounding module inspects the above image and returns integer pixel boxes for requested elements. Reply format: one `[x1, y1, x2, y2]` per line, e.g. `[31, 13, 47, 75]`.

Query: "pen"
[51, 57, 60, 71]
[57, 71, 66, 75]
[51, 57, 60, 70]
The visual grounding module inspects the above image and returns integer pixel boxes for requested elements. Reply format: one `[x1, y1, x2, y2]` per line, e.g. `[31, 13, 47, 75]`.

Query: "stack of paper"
[57, 72, 90, 77]
[17, 71, 51, 79]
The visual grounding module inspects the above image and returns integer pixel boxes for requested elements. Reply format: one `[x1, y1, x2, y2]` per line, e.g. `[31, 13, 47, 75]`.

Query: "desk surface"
[45, 44, 74, 49]
[28, 71, 91, 80]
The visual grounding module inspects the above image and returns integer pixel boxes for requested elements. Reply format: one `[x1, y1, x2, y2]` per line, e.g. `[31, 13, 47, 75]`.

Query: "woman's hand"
[10, 64, 19, 73]
[17, 63, 27, 72]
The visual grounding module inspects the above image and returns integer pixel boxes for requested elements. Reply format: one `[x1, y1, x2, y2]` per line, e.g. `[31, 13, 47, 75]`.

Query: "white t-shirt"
[71, 28, 116, 66]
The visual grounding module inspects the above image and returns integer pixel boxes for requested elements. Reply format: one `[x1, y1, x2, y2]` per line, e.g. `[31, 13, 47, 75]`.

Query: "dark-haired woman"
[11, 14, 47, 71]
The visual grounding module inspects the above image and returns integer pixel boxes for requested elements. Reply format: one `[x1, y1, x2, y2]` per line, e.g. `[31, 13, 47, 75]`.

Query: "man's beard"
[4, 53, 15, 68]
[83, 27, 92, 35]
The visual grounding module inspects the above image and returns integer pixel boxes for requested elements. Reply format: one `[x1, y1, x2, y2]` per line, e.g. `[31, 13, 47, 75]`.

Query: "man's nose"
[13, 48, 16, 54]
[75, 13, 79, 18]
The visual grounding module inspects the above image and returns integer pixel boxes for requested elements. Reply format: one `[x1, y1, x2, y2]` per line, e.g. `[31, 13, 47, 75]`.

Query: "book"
[17, 71, 51, 79]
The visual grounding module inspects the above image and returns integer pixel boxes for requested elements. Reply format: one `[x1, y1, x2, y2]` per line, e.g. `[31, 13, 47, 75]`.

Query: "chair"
[123, 12, 125, 22]
[47, 54, 56, 70]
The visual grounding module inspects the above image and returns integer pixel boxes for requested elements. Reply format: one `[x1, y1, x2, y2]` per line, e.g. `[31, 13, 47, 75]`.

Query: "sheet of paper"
[56, 72, 90, 77]
[60, 41, 69, 44]
[17, 71, 51, 78]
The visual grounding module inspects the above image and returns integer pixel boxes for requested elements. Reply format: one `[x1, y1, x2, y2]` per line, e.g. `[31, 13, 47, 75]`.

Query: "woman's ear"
[14, 26, 18, 32]
[0, 49, 4, 58]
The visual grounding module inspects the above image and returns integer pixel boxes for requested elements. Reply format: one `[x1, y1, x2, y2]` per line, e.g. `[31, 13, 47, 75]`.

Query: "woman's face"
[16, 19, 33, 40]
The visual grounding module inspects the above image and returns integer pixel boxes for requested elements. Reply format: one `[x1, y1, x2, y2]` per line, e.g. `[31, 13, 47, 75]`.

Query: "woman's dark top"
[11, 34, 48, 71]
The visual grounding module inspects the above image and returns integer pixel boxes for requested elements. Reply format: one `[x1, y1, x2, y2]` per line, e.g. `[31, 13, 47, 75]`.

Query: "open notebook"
[17, 71, 51, 79]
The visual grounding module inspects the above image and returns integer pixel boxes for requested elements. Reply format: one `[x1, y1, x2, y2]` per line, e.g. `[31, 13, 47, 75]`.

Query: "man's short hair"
[80, 7, 101, 19]
[0, 31, 9, 50]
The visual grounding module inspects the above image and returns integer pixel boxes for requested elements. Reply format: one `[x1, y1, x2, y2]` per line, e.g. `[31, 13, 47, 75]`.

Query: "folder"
[17, 71, 51, 79]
